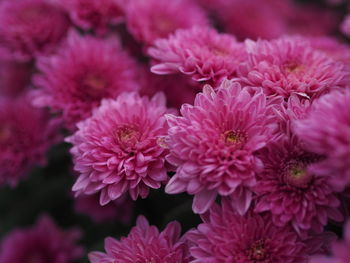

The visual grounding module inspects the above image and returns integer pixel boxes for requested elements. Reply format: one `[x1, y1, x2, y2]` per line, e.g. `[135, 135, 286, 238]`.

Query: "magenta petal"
[192, 190, 217, 214]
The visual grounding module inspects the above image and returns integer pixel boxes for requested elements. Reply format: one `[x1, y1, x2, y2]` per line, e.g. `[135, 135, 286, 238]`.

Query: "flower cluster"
[0, 1, 349, 263]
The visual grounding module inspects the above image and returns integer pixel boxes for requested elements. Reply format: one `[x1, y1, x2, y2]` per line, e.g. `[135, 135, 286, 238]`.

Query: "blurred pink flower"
[0, 0, 70, 61]
[0, 215, 83, 263]
[149, 26, 246, 84]
[165, 80, 273, 214]
[295, 88, 350, 191]
[235, 37, 346, 99]
[187, 200, 330, 263]
[0, 95, 59, 187]
[89, 215, 190, 263]
[74, 193, 133, 224]
[33, 32, 138, 130]
[255, 135, 342, 233]
[67, 92, 173, 204]
[125, 0, 208, 46]
[59, 0, 124, 33]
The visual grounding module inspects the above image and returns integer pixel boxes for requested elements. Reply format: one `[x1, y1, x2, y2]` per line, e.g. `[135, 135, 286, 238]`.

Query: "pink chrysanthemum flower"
[149, 27, 247, 83]
[67, 92, 173, 204]
[125, 0, 208, 46]
[59, 0, 124, 33]
[187, 201, 330, 263]
[74, 193, 133, 224]
[310, 220, 350, 263]
[0, 215, 83, 263]
[235, 37, 346, 99]
[341, 15, 350, 37]
[165, 80, 273, 214]
[0, 95, 59, 187]
[255, 135, 342, 233]
[0, 0, 70, 61]
[294, 88, 350, 191]
[89, 215, 190, 263]
[33, 33, 138, 130]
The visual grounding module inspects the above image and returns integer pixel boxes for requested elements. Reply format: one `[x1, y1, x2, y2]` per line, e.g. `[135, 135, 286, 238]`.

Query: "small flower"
[0, 0, 70, 60]
[74, 193, 133, 224]
[149, 26, 247, 84]
[165, 80, 273, 214]
[33, 32, 138, 130]
[0, 95, 59, 187]
[187, 200, 330, 263]
[89, 216, 190, 263]
[0, 215, 83, 263]
[67, 92, 173, 204]
[294, 88, 350, 191]
[255, 135, 343, 233]
[235, 36, 346, 99]
[125, 0, 208, 46]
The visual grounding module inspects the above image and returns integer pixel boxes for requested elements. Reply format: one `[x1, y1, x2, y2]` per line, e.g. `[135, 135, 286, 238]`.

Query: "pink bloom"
[125, 0, 208, 46]
[74, 193, 133, 224]
[0, 58, 32, 97]
[187, 200, 330, 263]
[310, 220, 350, 263]
[0, 215, 83, 263]
[341, 15, 350, 37]
[165, 80, 273, 214]
[89, 215, 190, 263]
[0, 95, 59, 187]
[67, 92, 172, 204]
[33, 32, 138, 130]
[235, 37, 346, 99]
[294, 88, 350, 191]
[149, 26, 247, 84]
[255, 135, 342, 233]
[0, 0, 70, 61]
[59, 0, 124, 33]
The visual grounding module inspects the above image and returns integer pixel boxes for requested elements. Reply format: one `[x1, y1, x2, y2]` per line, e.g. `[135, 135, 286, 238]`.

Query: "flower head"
[0, 215, 83, 263]
[33, 32, 138, 130]
[0, 95, 59, 187]
[0, 0, 70, 60]
[255, 135, 342, 233]
[89, 216, 190, 263]
[67, 92, 172, 204]
[236, 37, 346, 99]
[294, 88, 350, 191]
[165, 80, 273, 214]
[187, 200, 329, 263]
[149, 26, 247, 83]
[59, 0, 124, 33]
[74, 193, 133, 224]
[125, 0, 208, 46]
